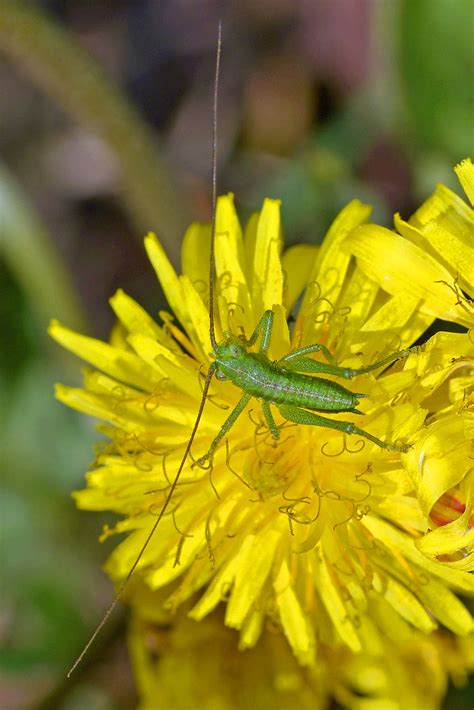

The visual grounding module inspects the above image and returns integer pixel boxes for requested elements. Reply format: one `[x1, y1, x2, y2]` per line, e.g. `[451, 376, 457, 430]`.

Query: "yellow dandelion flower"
[343, 156, 474, 573]
[128, 597, 328, 710]
[127, 586, 473, 710]
[49, 159, 473, 667]
[329, 629, 474, 710]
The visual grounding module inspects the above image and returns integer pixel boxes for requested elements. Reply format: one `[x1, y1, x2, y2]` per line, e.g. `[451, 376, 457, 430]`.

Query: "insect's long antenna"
[209, 20, 222, 352]
[68, 363, 217, 678]
[67, 23, 223, 678]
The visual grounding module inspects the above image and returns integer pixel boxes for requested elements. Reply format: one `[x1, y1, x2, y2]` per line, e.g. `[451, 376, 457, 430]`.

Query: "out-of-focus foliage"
[399, 0, 473, 162]
[0, 1, 472, 708]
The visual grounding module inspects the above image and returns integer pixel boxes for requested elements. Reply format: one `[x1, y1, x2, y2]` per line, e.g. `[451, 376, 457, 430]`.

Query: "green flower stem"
[0, 162, 87, 333]
[0, 0, 189, 260]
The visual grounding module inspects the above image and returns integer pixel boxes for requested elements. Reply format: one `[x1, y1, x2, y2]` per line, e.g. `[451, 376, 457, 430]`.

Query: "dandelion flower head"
[50, 159, 474, 666]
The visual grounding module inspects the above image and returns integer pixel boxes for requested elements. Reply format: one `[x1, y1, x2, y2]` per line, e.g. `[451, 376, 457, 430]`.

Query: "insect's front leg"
[240, 310, 274, 354]
[196, 393, 252, 465]
[276, 403, 410, 453]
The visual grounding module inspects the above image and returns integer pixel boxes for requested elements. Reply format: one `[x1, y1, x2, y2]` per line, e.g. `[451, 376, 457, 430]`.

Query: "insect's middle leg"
[280, 357, 353, 378]
[280, 343, 337, 365]
[348, 347, 416, 376]
[279, 343, 415, 380]
[276, 403, 410, 452]
[262, 401, 280, 439]
[279, 344, 356, 379]
[197, 393, 252, 464]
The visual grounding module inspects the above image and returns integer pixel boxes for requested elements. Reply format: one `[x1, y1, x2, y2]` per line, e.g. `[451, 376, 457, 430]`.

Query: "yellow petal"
[416, 577, 473, 634]
[180, 274, 212, 357]
[281, 244, 318, 314]
[146, 529, 205, 589]
[124, 336, 205, 415]
[190, 551, 243, 621]
[314, 556, 362, 652]
[344, 225, 471, 326]
[214, 195, 253, 333]
[359, 292, 419, 336]
[251, 198, 284, 312]
[182, 221, 211, 290]
[416, 475, 474, 569]
[369, 596, 412, 643]
[144, 232, 190, 333]
[49, 320, 157, 391]
[328, 265, 378, 357]
[405, 413, 473, 516]
[372, 572, 437, 633]
[455, 157, 474, 206]
[239, 610, 265, 650]
[300, 199, 372, 343]
[268, 303, 291, 361]
[274, 559, 316, 665]
[417, 507, 474, 568]
[364, 516, 474, 594]
[109, 289, 162, 340]
[225, 528, 280, 628]
[397, 189, 474, 296]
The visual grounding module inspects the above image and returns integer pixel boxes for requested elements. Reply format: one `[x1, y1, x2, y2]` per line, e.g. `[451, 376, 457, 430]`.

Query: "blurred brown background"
[0, 1, 472, 708]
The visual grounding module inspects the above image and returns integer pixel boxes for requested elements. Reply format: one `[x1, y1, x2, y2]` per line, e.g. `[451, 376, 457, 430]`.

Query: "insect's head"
[215, 334, 247, 361]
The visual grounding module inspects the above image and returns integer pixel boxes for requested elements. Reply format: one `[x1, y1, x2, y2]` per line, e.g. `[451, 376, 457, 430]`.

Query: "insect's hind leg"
[196, 393, 252, 465]
[276, 403, 410, 453]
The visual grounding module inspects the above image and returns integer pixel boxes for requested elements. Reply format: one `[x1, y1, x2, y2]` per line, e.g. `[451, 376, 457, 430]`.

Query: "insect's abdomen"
[219, 352, 360, 412]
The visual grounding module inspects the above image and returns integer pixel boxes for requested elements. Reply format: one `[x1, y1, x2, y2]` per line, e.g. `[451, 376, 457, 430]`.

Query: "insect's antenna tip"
[66, 590, 121, 677]
[208, 20, 222, 353]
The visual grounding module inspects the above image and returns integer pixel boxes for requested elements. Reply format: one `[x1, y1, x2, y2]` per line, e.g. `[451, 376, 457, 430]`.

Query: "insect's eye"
[230, 345, 241, 356]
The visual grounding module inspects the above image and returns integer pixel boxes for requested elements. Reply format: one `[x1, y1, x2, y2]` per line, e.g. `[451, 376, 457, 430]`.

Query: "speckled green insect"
[198, 309, 411, 464]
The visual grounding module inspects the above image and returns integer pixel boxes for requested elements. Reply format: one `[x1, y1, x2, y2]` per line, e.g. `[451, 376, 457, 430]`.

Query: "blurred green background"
[0, 1, 472, 708]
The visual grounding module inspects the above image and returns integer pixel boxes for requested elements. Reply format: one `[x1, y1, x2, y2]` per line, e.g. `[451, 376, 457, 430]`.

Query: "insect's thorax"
[215, 345, 359, 413]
